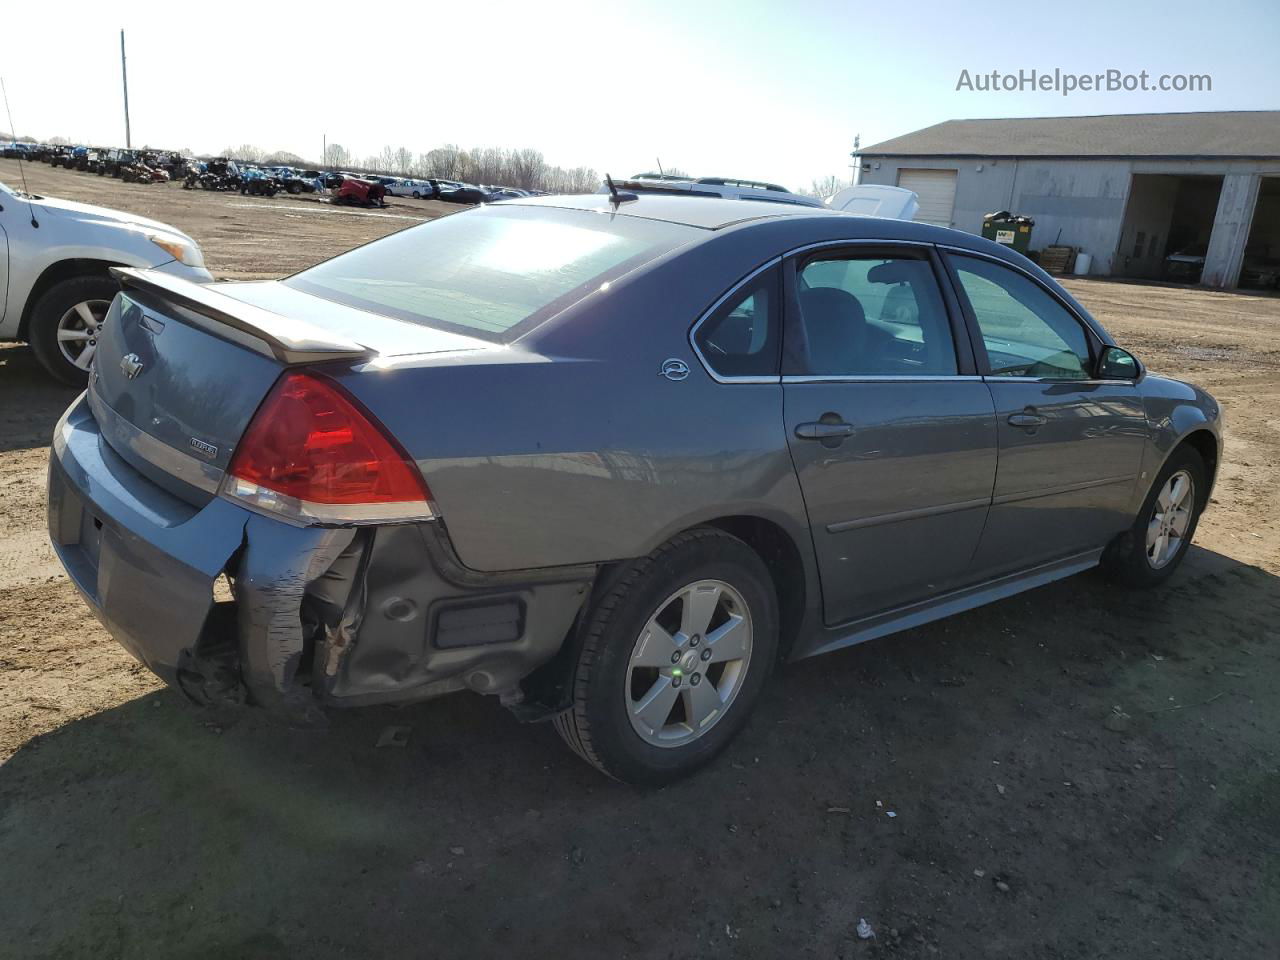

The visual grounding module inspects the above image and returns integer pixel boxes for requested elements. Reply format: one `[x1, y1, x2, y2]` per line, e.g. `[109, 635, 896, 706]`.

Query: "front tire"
[28, 275, 119, 385]
[1102, 447, 1207, 587]
[554, 527, 778, 785]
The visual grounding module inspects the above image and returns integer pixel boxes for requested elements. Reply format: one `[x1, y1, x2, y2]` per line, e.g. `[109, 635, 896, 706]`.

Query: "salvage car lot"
[1, 158, 1279, 957]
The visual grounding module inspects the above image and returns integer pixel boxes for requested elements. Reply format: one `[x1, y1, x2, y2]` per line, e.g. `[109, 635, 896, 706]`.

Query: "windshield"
[283, 205, 699, 341]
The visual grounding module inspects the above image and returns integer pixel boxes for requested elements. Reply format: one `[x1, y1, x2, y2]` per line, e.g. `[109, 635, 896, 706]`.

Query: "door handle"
[795, 421, 855, 441]
[1007, 411, 1047, 428]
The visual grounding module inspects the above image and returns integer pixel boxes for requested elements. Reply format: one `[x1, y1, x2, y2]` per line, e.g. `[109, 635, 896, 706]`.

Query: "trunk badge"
[120, 353, 144, 380]
[188, 437, 218, 459]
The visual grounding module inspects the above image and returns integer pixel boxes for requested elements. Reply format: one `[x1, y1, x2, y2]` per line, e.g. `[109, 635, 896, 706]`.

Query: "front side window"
[693, 268, 780, 378]
[791, 254, 958, 377]
[949, 255, 1093, 379]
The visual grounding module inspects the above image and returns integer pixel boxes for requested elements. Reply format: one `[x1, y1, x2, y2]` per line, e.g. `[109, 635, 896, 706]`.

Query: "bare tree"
[224, 144, 266, 163]
[218, 137, 605, 193]
[510, 148, 547, 190]
[424, 144, 463, 180]
[324, 142, 351, 168]
[264, 150, 306, 166]
[392, 146, 413, 175]
[805, 175, 850, 201]
[374, 145, 396, 173]
[569, 167, 601, 193]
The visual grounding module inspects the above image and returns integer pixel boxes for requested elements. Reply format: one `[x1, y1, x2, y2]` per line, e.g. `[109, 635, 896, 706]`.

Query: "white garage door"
[897, 169, 957, 227]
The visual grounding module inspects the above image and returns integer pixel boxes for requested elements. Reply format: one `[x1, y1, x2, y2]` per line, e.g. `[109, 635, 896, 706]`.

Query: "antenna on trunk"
[604, 174, 636, 205]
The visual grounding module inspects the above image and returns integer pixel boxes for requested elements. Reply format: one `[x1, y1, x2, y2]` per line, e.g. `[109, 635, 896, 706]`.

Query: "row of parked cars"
[373, 175, 547, 204]
[181, 158, 325, 196]
[5, 141, 546, 207]
[4, 142, 188, 183]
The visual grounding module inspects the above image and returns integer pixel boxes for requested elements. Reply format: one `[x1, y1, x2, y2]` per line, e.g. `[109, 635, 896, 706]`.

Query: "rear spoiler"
[110, 267, 376, 365]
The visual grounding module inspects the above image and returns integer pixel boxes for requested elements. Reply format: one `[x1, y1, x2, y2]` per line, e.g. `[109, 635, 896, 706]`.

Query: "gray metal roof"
[861, 111, 1280, 159]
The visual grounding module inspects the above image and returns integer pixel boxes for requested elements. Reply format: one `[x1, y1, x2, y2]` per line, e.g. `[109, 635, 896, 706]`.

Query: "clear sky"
[4, 0, 1277, 190]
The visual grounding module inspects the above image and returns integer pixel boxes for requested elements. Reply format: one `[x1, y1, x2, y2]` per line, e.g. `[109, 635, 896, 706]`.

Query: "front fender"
[6, 239, 152, 339]
[1132, 374, 1223, 511]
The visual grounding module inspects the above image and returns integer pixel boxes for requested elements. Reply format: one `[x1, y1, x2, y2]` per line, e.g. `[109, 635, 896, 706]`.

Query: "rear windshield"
[284, 205, 699, 342]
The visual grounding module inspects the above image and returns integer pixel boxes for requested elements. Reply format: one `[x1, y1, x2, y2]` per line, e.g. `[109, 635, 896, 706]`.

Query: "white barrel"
[1073, 252, 1093, 275]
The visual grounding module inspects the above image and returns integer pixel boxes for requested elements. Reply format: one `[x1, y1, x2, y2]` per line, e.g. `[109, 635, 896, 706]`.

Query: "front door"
[782, 246, 997, 626]
[943, 252, 1149, 576]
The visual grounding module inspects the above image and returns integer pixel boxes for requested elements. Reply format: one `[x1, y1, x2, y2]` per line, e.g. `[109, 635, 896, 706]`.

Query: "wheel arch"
[601, 512, 814, 663]
[701, 514, 810, 663]
[19, 258, 126, 340]
[1171, 428, 1219, 507]
[515, 512, 817, 720]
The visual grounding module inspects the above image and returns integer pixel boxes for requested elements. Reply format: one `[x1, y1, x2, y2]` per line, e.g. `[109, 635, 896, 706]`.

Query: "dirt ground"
[1, 158, 1278, 959]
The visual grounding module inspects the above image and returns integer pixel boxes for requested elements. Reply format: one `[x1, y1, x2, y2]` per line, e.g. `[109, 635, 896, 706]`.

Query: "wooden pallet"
[1039, 245, 1077, 275]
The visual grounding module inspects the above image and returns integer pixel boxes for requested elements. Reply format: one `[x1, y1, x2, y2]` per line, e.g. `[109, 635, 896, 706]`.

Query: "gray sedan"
[47, 193, 1221, 783]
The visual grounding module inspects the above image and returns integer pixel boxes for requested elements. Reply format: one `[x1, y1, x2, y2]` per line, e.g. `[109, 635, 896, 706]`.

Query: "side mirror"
[1097, 345, 1142, 381]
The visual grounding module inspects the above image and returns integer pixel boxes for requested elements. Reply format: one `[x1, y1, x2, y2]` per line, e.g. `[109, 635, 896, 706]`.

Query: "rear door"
[782, 244, 997, 626]
[942, 251, 1148, 576]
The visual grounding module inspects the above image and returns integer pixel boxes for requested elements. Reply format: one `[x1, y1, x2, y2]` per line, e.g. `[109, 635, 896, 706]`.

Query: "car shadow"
[2, 546, 1277, 958]
[0, 343, 81, 453]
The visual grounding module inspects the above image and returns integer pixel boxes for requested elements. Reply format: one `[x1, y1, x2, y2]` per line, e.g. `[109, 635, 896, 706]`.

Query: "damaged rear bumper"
[48, 395, 594, 719]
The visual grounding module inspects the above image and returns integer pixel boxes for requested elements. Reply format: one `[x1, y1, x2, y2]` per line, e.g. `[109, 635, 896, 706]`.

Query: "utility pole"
[849, 133, 861, 185]
[120, 30, 132, 148]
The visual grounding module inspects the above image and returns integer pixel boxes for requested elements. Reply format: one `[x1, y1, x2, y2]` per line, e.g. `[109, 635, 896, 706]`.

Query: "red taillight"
[222, 371, 434, 525]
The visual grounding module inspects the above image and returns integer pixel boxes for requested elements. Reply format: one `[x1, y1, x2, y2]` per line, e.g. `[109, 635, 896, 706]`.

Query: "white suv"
[0, 178, 212, 383]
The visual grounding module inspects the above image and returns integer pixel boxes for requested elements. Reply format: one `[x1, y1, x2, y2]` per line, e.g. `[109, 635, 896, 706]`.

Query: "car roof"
[503, 193, 845, 230]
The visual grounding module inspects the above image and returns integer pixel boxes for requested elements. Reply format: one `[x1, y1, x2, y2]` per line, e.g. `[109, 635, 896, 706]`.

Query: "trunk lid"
[91, 270, 486, 506]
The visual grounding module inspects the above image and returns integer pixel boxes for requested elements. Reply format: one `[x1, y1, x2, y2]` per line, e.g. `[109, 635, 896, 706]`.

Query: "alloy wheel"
[55, 299, 112, 371]
[626, 579, 753, 748]
[1146, 469, 1195, 569]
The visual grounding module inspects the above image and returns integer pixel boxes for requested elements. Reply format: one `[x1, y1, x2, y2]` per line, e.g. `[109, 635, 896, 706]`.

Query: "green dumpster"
[981, 211, 1035, 255]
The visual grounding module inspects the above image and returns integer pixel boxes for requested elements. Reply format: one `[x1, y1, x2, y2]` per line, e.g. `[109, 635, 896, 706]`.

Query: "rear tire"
[553, 527, 778, 785]
[1101, 447, 1207, 587]
[28, 274, 119, 385]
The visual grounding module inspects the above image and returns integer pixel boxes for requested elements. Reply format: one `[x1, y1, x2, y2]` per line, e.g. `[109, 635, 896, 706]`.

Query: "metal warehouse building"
[857, 111, 1280, 291]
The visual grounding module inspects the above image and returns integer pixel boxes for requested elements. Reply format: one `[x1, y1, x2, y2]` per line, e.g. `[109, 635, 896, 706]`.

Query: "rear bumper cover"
[48, 394, 594, 717]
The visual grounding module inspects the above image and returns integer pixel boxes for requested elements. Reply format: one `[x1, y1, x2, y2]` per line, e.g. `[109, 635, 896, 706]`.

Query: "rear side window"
[693, 268, 780, 378]
[792, 254, 957, 377]
[284, 206, 698, 342]
[949, 255, 1093, 379]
